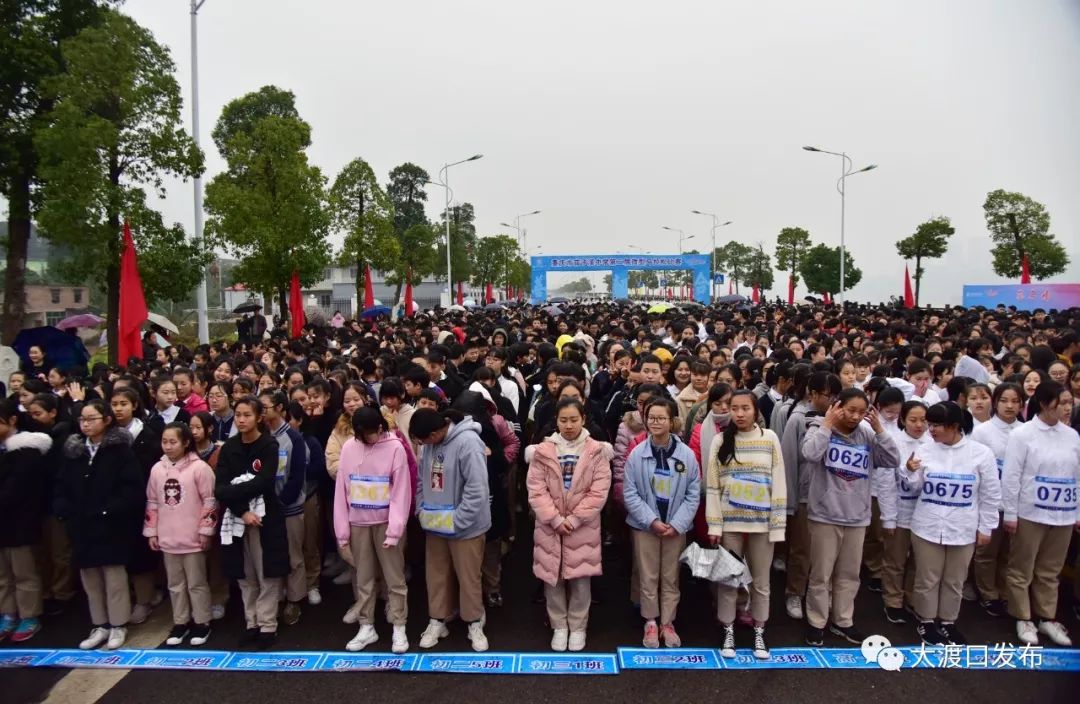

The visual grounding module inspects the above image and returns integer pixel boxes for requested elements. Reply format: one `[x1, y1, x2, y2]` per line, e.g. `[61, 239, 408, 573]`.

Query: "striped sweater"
[705, 427, 787, 541]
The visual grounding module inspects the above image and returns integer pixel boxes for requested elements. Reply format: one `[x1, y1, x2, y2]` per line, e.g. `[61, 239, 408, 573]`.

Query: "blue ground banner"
[6, 646, 1078, 673]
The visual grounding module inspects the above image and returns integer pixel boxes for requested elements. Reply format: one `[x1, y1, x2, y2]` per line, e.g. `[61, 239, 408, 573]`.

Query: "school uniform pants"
[1006, 518, 1073, 622]
[862, 497, 884, 579]
[238, 526, 283, 633]
[425, 533, 485, 623]
[81, 565, 130, 627]
[545, 577, 591, 632]
[806, 520, 865, 629]
[632, 530, 686, 624]
[0, 546, 42, 619]
[132, 566, 161, 606]
[881, 527, 915, 609]
[284, 514, 306, 603]
[481, 539, 504, 596]
[163, 552, 211, 626]
[207, 541, 229, 608]
[973, 517, 1010, 601]
[302, 495, 322, 591]
[910, 535, 974, 622]
[784, 504, 811, 597]
[717, 532, 774, 624]
[350, 524, 407, 626]
[35, 516, 75, 602]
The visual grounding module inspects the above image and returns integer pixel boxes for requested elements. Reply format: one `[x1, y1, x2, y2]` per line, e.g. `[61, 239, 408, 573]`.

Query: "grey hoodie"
[415, 419, 491, 540]
[802, 422, 900, 528]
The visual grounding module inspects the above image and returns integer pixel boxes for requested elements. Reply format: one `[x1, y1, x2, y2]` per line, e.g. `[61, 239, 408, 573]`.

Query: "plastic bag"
[679, 541, 751, 588]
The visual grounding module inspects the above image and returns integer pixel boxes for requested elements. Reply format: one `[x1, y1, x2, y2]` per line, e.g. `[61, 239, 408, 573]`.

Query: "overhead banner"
[962, 283, 1080, 311]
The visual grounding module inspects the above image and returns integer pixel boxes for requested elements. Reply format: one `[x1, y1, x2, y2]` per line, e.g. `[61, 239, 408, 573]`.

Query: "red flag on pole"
[404, 269, 414, 318]
[289, 271, 305, 338]
[787, 275, 795, 305]
[903, 264, 915, 309]
[118, 220, 148, 364]
[1021, 254, 1031, 284]
[752, 284, 760, 304]
[823, 291, 832, 306]
[456, 281, 464, 305]
[728, 280, 733, 295]
[485, 282, 494, 304]
[363, 264, 375, 309]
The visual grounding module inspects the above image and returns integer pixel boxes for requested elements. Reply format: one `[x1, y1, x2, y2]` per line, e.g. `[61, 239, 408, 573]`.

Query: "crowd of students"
[0, 300, 1078, 658]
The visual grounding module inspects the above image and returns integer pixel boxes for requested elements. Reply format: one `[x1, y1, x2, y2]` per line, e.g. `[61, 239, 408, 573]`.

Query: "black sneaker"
[828, 623, 865, 645]
[485, 592, 503, 608]
[937, 622, 966, 645]
[805, 624, 825, 646]
[720, 623, 737, 657]
[916, 620, 945, 645]
[865, 578, 883, 594]
[256, 631, 278, 650]
[189, 623, 211, 646]
[239, 627, 260, 648]
[884, 605, 908, 624]
[980, 599, 1007, 618]
[165, 624, 189, 647]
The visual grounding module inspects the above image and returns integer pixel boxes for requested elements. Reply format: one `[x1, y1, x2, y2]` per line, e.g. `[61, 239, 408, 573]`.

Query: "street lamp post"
[190, 0, 210, 343]
[803, 146, 877, 305]
[500, 209, 541, 256]
[691, 210, 732, 301]
[437, 154, 483, 305]
[661, 227, 693, 299]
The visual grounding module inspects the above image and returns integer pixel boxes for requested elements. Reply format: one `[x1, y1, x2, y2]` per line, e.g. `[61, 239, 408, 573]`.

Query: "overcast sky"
[115, 1, 1080, 301]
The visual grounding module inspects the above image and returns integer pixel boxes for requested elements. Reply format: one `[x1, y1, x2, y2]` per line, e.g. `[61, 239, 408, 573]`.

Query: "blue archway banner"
[530, 254, 712, 304]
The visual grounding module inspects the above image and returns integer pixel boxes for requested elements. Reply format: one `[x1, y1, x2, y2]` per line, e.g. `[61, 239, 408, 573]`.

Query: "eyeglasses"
[79, 416, 103, 424]
[646, 416, 670, 424]
[207, 392, 227, 398]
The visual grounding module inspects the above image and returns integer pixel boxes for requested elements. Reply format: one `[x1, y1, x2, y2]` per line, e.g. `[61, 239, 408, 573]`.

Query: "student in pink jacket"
[527, 398, 612, 653]
[144, 422, 217, 648]
[334, 407, 411, 655]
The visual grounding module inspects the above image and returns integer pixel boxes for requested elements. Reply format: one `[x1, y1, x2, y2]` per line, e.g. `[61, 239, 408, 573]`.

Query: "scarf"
[699, 410, 731, 465]
[549, 428, 590, 490]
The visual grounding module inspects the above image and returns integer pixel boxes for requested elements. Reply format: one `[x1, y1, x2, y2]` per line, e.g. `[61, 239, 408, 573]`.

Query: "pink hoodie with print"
[333, 432, 411, 546]
[143, 452, 217, 554]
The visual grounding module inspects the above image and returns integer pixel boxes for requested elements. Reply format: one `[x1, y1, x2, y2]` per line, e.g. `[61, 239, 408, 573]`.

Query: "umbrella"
[146, 311, 178, 335]
[715, 294, 748, 304]
[484, 303, 505, 311]
[56, 313, 104, 330]
[678, 300, 706, 309]
[360, 306, 392, 319]
[549, 296, 569, 304]
[232, 301, 262, 315]
[12, 326, 91, 371]
[647, 303, 673, 314]
[542, 305, 564, 316]
[613, 297, 634, 306]
[447, 304, 466, 312]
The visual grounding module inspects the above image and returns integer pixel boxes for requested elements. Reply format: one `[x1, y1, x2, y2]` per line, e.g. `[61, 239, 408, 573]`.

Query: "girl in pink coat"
[527, 398, 612, 653]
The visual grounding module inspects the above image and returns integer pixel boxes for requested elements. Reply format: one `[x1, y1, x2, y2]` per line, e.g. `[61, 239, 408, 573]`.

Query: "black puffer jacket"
[55, 427, 143, 568]
[0, 432, 52, 547]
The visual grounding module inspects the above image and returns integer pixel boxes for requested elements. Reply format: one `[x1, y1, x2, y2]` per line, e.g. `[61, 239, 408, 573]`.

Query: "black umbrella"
[549, 296, 569, 304]
[233, 301, 262, 314]
[484, 303, 506, 311]
[613, 297, 634, 305]
[716, 294, 748, 304]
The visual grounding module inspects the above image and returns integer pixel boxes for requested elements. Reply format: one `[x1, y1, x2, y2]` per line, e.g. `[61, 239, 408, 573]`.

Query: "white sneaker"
[79, 627, 109, 650]
[418, 619, 449, 648]
[391, 625, 409, 654]
[105, 627, 126, 650]
[129, 603, 151, 625]
[307, 588, 322, 606]
[468, 621, 489, 652]
[210, 604, 225, 621]
[332, 568, 354, 586]
[346, 624, 378, 652]
[785, 595, 803, 620]
[568, 630, 586, 652]
[1016, 620, 1039, 645]
[342, 604, 360, 625]
[1037, 620, 1073, 647]
[551, 628, 569, 652]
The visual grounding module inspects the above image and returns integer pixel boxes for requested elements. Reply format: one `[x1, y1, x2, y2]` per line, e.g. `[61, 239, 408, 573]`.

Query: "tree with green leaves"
[745, 243, 775, 292]
[204, 86, 330, 320]
[714, 241, 754, 293]
[34, 9, 206, 362]
[799, 243, 862, 296]
[328, 157, 398, 306]
[775, 226, 812, 289]
[470, 234, 518, 290]
[895, 215, 954, 305]
[0, 0, 115, 343]
[982, 189, 1069, 280]
[385, 222, 438, 295]
[435, 202, 477, 285]
[385, 162, 432, 300]
[557, 277, 593, 294]
[507, 258, 531, 295]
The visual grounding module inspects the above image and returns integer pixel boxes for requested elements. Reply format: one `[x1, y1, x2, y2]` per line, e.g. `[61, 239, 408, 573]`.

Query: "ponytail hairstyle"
[806, 371, 842, 400]
[1028, 380, 1065, 420]
[162, 421, 196, 455]
[715, 390, 759, 466]
[925, 401, 964, 431]
[352, 405, 390, 442]
[110, 386, 147, 419]
[788, 363, 814, 402]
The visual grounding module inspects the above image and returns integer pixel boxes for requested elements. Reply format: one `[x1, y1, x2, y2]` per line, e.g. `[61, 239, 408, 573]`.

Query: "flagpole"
[191, 0, 210, 343]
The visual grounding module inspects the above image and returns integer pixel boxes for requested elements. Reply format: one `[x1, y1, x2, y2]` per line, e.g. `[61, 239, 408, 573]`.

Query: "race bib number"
[419, 503, 455, 536]
[922, 472, 975, 508]
[1033, 476, 1078, 512]
[995, 458, 1003, 480]
[824, 437, 870, 480]
[727, 473, 771, 512]
[348, 475, 391, 510]
[652, 465, 672, 502]
[898, 476, 920, 501]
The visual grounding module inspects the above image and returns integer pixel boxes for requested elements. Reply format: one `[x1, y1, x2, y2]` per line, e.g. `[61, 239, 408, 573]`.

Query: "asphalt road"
[5, 522, 1079, 704]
